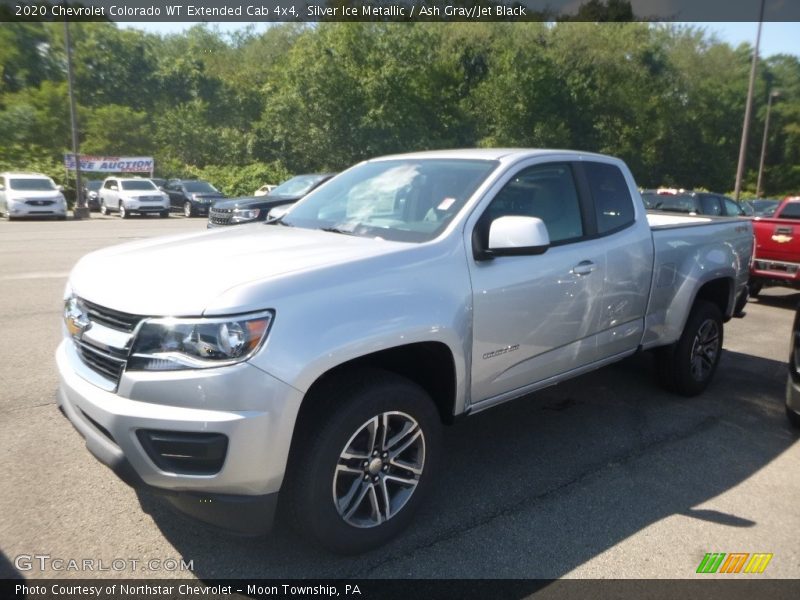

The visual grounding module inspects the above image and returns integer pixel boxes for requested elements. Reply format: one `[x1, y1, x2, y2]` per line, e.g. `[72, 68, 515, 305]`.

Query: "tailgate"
[753, 218, 800, 263]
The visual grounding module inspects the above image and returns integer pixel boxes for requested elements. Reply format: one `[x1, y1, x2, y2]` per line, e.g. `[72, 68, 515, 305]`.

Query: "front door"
[468, 161, 607, 404]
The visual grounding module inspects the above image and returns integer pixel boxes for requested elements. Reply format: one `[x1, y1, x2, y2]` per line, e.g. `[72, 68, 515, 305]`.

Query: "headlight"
[128, 311, 273, 371]
[231, 208, 261, 223]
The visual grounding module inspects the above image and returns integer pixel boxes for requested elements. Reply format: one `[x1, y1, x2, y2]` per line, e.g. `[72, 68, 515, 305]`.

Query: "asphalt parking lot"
[1, 215, 799, 580]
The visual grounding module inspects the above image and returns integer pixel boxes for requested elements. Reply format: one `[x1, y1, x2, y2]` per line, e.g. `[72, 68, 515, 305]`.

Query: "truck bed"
[641, 212, 753, 349]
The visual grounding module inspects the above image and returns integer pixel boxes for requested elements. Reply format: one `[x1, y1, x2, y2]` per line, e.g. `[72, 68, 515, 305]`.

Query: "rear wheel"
[119, 203, 129, 219]
[657, 300, 723, 396]
[285, 369, 442, 554]
[749, 279, 763, 299]
[183, 201, 194, 218]
[160, 210, 169, 218]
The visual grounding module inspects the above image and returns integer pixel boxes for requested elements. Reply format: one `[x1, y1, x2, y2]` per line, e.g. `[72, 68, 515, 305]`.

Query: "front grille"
[25, 199, 55, 206]
[209, 207, 233, 226]
[76, 341, 126, 384]
[82, 300, 143, 332]
[138, 196, 163, 202]
[74, 300, 144, 387]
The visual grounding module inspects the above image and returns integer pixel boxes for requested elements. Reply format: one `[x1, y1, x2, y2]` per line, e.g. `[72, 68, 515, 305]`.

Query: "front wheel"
[183, 201, 194, 218]
[656, 300, 723, 396]
[285, 369, 442, 554]
[100, 200, 109, 216]
[119, 203, 129, 219]
[160, 210, 169, 218]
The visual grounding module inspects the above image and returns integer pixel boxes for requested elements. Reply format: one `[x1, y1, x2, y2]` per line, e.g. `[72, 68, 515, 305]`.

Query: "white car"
[254, 184, 276, 196]
[0, 172, 67, 220]
[98, 177, 170, 218]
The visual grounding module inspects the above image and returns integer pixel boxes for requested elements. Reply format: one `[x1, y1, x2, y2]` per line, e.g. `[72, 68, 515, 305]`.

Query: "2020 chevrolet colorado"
[57, 149, 753, 553]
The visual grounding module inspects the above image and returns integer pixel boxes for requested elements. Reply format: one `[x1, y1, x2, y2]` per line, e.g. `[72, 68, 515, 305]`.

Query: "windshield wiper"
[319, 226, 356, 236]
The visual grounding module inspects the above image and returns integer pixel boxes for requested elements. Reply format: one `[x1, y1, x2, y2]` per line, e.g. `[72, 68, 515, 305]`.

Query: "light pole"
[64, 19, 89, 219]
[733, 0, 766, 201]
[756, 90, 780, 198]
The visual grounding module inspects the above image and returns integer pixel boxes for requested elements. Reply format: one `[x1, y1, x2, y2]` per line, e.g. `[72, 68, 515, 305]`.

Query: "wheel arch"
[295, 342, 458, 429]
[692, 277, 734, 322]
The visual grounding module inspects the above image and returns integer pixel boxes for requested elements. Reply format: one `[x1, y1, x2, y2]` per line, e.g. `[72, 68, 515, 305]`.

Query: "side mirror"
[0, 183, 4, 191]
[110, 185, 118, 191]
[483, 216, 550, 259]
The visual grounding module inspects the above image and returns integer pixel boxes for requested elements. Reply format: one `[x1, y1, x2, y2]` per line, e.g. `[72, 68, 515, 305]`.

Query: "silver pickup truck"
[57, 149, 753, 553]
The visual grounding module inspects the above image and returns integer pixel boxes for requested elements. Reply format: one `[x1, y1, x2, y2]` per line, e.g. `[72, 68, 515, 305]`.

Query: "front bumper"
[751, 259, 800, 283]
[124, 201, 169, 213]
[8, 201, 67, 218]
[56, 339, 303, 534]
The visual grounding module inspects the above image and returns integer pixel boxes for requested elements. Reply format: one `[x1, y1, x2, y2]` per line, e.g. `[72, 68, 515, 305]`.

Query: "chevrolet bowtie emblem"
[772, 234, 793, 244]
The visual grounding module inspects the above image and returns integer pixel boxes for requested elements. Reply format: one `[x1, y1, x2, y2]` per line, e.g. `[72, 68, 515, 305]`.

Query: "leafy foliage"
[0, 21, 798, 196]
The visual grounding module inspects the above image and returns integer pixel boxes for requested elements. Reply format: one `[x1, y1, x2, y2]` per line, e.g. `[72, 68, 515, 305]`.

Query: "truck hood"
[69, 225, 408, 316]
[213, 196, 299, 211]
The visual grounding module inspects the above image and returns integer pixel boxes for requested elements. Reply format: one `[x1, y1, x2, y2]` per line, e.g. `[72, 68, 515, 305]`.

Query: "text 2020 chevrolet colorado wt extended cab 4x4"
[57, 149, 753, 553]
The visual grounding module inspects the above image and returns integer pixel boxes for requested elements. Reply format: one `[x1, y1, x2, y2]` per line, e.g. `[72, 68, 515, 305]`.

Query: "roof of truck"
[369, 148, 616, 163]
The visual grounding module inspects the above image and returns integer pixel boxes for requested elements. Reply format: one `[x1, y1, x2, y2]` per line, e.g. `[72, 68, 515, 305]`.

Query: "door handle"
[572, 261, 596, 276]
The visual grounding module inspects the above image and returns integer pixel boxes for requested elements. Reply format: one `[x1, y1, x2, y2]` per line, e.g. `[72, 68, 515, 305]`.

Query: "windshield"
[183, 180, 219, 193]
[283, 158, 498, 243]
[753, 199, 780, 217]
[9, 178, 56, 191]
[651, 193, 697, 213]
[271, 175, 328, 197]
[85, 181, 102, 191]
[121, 180, 157, 191]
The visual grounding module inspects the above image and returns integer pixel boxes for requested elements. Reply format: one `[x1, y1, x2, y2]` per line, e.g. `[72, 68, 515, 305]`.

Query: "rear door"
[580, 161, 653, 361]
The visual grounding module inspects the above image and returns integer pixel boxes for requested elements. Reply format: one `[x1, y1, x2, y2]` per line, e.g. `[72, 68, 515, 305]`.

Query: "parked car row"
[77, 175, 331, 224]
[641, 188, 748, 217]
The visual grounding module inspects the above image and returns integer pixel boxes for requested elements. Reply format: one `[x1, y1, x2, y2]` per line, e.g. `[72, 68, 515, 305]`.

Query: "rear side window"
[723, 197, 745, 216]
[779, 202, 800, 219]
[699, 195, 722, 216]
[584, 162, 634, 234]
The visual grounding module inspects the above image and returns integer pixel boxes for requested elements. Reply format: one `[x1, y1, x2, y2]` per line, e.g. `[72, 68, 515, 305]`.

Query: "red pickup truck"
[750, 196, 800, 296]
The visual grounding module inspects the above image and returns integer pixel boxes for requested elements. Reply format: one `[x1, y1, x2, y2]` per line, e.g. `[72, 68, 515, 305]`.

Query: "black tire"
[284, 368, 442, 554]
[749, 279, 763, 299]
[119, 203, 129, 219]
[183, 201, 194, 218]
[787, 405, 800, 429]
[656, 300, 724, 396]
[160, 210, 170, 218]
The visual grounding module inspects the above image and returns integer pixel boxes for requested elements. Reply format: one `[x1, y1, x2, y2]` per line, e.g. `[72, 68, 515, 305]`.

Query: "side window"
[103, 180, 114, 190]
[584, 162, 634, 234]
[723, 197, 744, 216]
[699, 195, 722, 216]
[482, 163, 583, 244]
[778, 203, 800, 219]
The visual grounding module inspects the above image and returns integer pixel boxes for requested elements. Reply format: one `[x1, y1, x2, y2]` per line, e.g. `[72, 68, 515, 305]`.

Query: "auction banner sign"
[64, 154, 154, 173]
